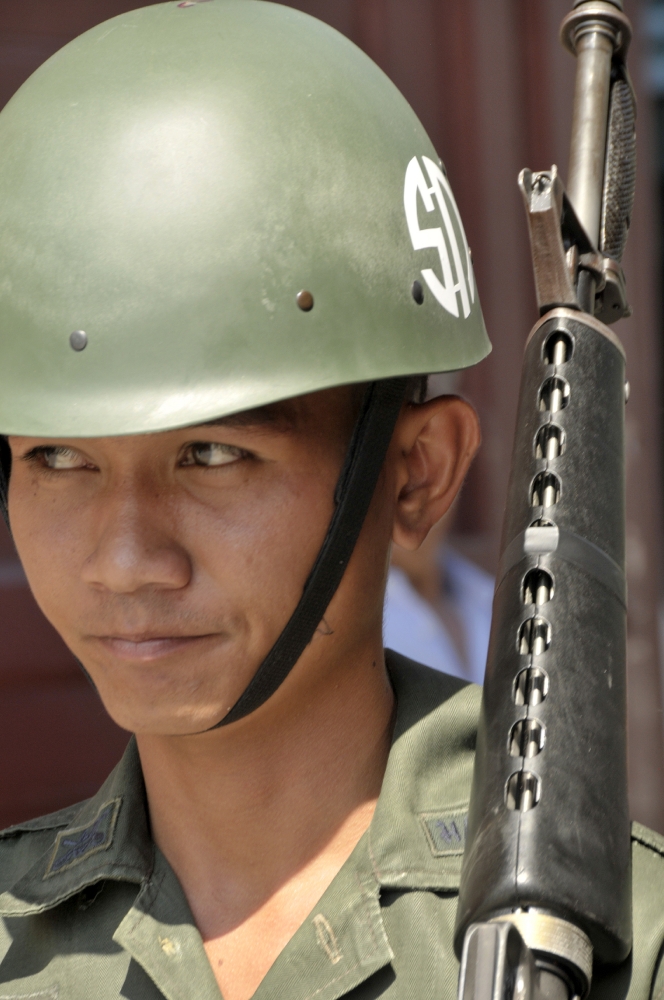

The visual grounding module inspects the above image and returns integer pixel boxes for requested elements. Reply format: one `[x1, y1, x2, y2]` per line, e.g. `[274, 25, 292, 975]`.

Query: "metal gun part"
[457, 2, 635, 995]
[459, 919, 591, 1000]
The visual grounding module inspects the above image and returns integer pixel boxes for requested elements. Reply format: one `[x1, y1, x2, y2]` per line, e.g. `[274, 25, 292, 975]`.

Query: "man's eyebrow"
[201, 404, 296, 430]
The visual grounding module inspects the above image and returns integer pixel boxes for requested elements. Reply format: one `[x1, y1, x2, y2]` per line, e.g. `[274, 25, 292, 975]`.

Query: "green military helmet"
[0, 0, 489, 439]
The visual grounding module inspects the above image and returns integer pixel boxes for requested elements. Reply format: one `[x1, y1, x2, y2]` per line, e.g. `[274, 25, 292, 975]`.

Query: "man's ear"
[391, 395, 480, 552]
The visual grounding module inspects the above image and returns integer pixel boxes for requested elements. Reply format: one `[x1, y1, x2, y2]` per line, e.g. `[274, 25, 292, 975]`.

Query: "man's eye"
[180, 442, 245, 467]
[30, 446, 90, 470]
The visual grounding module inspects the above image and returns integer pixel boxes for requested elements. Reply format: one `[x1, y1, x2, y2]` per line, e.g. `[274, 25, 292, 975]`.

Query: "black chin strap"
[0, 437, 11, 531]
[0, 436, 12, 532]
[0, 378, 409, 728]
[214, 376, 408, 727]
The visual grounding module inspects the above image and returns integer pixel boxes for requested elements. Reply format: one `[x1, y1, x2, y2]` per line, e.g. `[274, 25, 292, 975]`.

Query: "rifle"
[455, 3, 636, 999]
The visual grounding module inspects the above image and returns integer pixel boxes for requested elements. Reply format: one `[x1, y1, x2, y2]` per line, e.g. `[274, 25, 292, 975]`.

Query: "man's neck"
[136, 636, 394, 1000]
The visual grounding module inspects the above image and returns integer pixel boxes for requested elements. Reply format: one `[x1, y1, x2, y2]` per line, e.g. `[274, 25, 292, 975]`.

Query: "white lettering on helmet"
[404, 156, 475, 319]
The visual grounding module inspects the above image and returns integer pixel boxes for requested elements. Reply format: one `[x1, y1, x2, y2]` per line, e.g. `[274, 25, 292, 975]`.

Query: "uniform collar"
[0, 652, 479, 920]
[368, 651, 478, 891]
[245, 661, 480, 1000]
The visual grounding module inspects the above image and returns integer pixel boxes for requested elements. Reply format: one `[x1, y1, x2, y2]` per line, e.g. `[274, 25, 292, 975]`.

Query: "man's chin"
[70, 632, 268, 734]
[79, 657, 261, 737]
[98, 697, 241, 737]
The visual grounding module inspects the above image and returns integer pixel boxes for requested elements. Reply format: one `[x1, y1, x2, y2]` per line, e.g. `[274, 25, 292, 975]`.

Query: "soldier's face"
[7, 386, 479, 736]
[6, 387, 389, 735]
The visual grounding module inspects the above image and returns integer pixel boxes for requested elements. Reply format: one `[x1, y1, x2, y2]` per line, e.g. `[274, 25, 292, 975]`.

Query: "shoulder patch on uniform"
[631, 820, 664, 859]
[419, 809, 468, 856]
[43, 798, 121, 878]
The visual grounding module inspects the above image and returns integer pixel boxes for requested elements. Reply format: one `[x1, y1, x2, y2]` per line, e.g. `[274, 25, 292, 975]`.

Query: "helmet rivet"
[411, 280, 424, 305]
[297, 290, 314, 312]
[69, 330, 88, 352]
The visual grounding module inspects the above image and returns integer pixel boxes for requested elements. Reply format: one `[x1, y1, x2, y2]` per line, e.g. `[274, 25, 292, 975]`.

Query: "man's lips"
[93, 634, 219, 662]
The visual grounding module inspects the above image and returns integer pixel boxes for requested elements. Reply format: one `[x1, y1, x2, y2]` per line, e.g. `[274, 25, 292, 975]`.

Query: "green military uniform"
[0, 654, 662, 1000]
[0, 4, 659, 998]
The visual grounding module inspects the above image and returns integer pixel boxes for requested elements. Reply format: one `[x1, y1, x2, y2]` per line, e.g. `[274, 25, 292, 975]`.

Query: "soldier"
[0, 3, 661, 999]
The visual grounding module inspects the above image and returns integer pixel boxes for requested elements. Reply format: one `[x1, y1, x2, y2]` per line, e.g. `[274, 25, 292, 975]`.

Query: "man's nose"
[81, 490, 192, 594]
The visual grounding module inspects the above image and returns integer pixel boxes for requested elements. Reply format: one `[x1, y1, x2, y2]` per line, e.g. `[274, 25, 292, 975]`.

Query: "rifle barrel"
[562, 0, 632, 244]
[568, 29, 614, 242]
